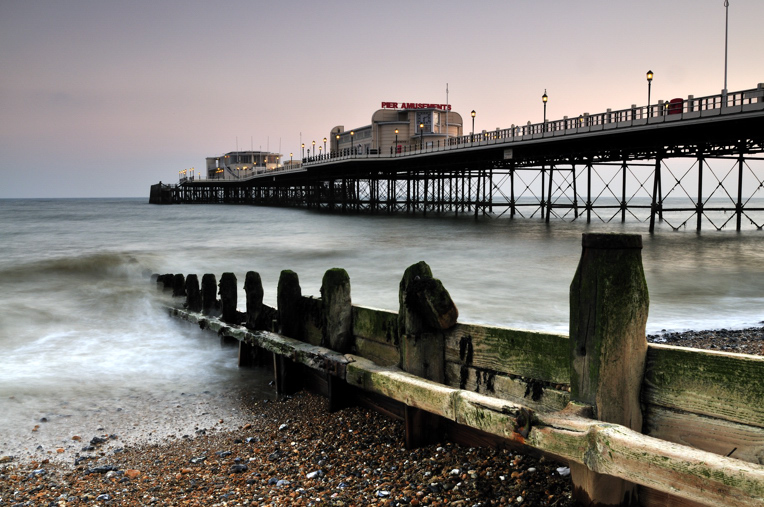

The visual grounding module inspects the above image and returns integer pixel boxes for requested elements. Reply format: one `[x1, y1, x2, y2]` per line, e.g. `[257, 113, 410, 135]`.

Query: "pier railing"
[158, 233, 764, 507]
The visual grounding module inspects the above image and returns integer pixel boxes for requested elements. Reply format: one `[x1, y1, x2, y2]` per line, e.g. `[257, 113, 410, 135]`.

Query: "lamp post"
[646, 70, 654, 117]
[323, 137, 327, 154]
[542, 89, 548, 124]
[290, 153, 293, 166]
[312, 140, 315, 160]
[350, 131, 354, 155]
[723, 0, 729, 101]
[471, 110, 476, 144]
[419, 122, 424, 150]
[335, 134, 340, 156]
[395, 128, 399, 155]
[301, 143, 305, 159]
[319, 146, 322, 159]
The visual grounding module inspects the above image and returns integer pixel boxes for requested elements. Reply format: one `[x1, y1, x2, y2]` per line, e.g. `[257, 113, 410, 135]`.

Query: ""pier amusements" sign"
[381, 102, 452, 111]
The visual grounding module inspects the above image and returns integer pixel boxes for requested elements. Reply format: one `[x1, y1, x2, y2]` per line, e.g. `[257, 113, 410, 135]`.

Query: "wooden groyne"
[155, 233, 764, 507]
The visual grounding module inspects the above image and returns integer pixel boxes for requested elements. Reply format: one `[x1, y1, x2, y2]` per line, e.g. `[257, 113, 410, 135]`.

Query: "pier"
[152, 85, 764, 231]
[158, 233, 764, 506]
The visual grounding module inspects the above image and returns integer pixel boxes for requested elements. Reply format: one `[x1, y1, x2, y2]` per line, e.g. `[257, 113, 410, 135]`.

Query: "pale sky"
[1, 0, 762, 198]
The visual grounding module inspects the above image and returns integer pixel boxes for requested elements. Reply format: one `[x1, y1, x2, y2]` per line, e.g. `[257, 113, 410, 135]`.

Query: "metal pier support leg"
[586, 162, 592, 224]
[474, 169, 481, 219]
[621, 160, 627, 222]
[736, 148, 744, 231]
[696, 155, 704, 231]
[546, 165, 554, 223]
[510, 163, 516, 218]
[540, 166, 546, 219]
[572, 164, 579, 219]
[649, 156, 662, 233]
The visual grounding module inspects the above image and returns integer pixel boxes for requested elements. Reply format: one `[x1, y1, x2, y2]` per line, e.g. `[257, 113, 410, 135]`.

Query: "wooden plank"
[354, 336, 399, 367]
[529, 410, 764, 507]
[444, 322, 569, 384]
[642, 344, 764, 427]
[644, 404, 764, 465]
[300, 296, 323, 346]
[638, 486, 709, 507]
[444, 362, 569, 412]
[352, 305, 399, 346]
[346, 356, 457, 420]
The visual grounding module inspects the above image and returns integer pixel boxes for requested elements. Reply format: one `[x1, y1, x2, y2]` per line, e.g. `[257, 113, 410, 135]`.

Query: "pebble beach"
[0, 391, 574, 506]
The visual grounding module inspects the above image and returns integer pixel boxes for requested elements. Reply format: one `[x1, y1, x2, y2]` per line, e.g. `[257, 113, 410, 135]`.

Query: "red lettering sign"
[381, 102, 451, 110]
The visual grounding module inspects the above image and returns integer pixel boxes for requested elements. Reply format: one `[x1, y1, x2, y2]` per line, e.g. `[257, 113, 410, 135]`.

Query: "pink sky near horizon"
[1, 0, 762, 198]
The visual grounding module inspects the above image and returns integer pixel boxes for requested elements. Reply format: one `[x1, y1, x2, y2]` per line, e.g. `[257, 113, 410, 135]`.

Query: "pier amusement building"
[332, 102, 464, 155]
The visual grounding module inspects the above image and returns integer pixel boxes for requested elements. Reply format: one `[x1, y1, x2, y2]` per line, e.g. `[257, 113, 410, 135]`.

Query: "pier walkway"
[152, 85, 764, 232]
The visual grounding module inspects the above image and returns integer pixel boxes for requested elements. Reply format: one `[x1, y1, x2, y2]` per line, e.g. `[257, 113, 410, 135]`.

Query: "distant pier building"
[205, 151, 283, 180]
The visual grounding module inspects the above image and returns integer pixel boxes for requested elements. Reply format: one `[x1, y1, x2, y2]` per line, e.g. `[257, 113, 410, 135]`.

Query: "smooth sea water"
[1, 198, 763, 459]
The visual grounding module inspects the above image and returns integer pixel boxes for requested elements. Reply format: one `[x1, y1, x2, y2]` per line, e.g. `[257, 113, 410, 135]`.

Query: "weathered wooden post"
[172, 274, 186, 297]
[569, 233, 649, 507]
[185, 274, 202, 313]
[201, 273, 218, 316]
[321, 268, 354, 412]
[158, 273, 174, 291]
[244, 271, 264, 330]
[239, 271, 265, 368]
[398, 261, 459, 448]
[277, 270, 303, 339]
[219, 272, 238, 324]
[274, 270, 303, 396]
[321, 268, 353, 353]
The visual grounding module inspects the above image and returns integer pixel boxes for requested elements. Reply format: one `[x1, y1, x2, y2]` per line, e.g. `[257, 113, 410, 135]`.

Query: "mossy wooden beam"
[643, 343, 764, 427]
[352, 306, 399, 348]
[644, 404, 764, 465]
[345, 352, 764, 507]
[444, 362, 570, 413]
[444, 324, 569, 384]
[530, 410, 764, 507]
[169, 308, 349, 376]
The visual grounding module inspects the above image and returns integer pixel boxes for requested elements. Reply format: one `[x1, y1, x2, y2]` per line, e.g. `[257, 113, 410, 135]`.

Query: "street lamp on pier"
[394, 128, 399, 155]
[318, 146, 322, 158]
[419, 123, 424, 150]
[646, 70, 654, 117]
[301, 143, 305, 159]
[471, 110, 476, 144]
[335, 134, 340, 155]
[312, 140, 315, 160]
[723, 0, 730, 101]
[323, 137, 327, 154]
[542, 90, 548, 124]
[350, 131, 354, 154]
